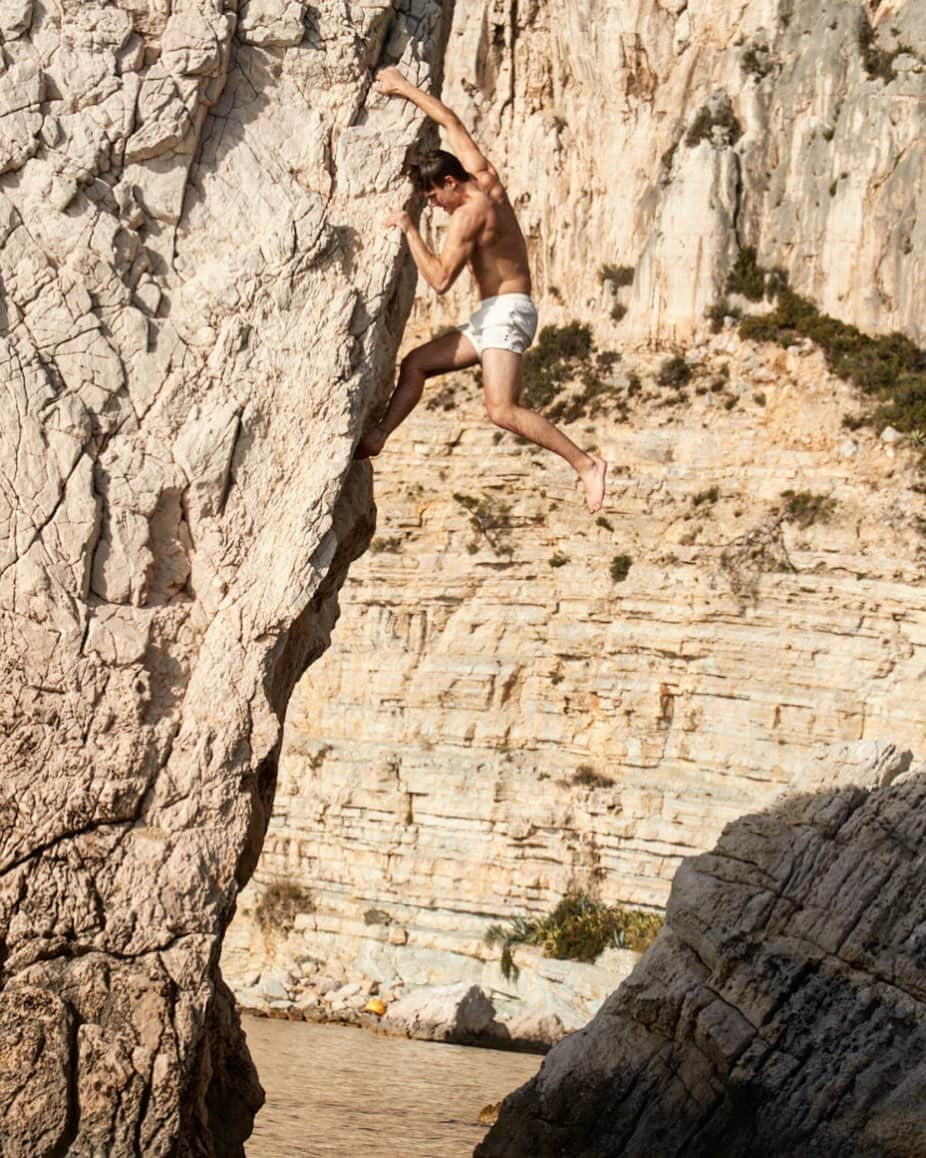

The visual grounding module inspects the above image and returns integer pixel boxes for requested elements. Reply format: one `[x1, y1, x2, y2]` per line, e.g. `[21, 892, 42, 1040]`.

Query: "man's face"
[425, 179, 460, 213]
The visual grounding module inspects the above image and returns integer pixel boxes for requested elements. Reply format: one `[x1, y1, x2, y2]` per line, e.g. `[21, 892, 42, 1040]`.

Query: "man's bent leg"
[355, 329, 479, 458]
[482, 347, 608, 513]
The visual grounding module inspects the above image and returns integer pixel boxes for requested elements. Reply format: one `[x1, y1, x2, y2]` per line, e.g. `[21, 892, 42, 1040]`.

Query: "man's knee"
[401, 344, 442, 379]
[486, 401, 519, 431]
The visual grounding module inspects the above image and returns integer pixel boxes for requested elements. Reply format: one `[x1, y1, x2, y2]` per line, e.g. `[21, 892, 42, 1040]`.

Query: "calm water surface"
[243, 1015, 542, 1158]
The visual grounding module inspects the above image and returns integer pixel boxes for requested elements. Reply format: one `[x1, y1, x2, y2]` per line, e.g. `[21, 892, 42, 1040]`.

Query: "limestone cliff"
[477, 763, 926, 1156]
[427, 0, 926, 343]
[223, 325, 925, 1029]
[0, 1, 451, 1152]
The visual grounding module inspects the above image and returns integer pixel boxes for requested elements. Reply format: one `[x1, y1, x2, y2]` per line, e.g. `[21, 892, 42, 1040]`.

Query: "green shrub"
[692, 486, 720, 507]
[549, 553, 569, 568]
[485, 893, 664, 980]
[735, 269, 926, 462]
[686, 97, 742, 148]
[453, 492, 514, 556]
[857, 12, 905, 82]
[572, 766, 613, 789]
[599, 264, 635, 289]
[658, 355, 693, 388]
[610, 554, 632, 582]
[256, 881, 313, 934]
[780, 489, 837, 528]
[522, 322, 594, 412]
[726, 247, 767, 300]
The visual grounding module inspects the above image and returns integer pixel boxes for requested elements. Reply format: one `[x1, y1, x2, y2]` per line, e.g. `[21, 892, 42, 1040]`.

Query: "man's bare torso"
[466, 171, 532, 300]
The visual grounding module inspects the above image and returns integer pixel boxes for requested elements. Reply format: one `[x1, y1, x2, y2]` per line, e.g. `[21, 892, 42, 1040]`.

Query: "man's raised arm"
[373, 66, 495, 178]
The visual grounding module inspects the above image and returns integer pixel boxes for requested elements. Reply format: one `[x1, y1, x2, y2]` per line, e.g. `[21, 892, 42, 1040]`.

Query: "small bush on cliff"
[485, 893, 664, 980]
[572, 765, 613, 789]
[453, 491, 515, 557]
[256, 880, 314, 935]
[522, 323, 626, 422]
[599, 264, 635, 289]
[732, 258, 926, 468]
[610, 554, 633, 583]
[780, 489, 837, 528]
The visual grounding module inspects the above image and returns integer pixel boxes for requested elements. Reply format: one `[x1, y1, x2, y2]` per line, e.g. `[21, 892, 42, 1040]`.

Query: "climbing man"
[354, 66, 608, 515]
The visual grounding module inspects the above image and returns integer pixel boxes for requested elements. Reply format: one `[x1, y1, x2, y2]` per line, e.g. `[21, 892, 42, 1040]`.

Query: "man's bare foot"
[354, 427, 387, 460]
[579, 455, 607, 513]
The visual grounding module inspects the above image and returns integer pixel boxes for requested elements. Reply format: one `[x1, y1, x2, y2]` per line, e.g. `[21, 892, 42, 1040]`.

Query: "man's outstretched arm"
[374, 66, 495, 177]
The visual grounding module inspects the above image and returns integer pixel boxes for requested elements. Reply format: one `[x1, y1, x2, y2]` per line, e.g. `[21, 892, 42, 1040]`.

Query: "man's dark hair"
[406, 149, 472, 192]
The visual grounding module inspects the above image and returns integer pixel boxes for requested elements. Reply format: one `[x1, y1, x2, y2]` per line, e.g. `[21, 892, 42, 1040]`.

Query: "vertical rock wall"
[0, 1, 451, 1152]
[425, 0, 926, 343]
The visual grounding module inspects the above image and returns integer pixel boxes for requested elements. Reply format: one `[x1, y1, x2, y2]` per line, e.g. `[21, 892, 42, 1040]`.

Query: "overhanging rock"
[0, 1, 451, 1152]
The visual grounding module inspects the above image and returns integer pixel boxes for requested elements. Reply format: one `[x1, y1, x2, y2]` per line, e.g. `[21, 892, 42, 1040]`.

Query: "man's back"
[466, 170, 532, 300]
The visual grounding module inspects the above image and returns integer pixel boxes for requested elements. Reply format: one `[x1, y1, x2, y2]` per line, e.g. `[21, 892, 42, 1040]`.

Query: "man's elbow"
[433, 272, 455, 296]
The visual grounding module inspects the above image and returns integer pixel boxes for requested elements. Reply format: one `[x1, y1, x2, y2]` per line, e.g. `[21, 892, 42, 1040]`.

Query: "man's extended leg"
[355, 329, 479, 458]
[482, 347, 607, 513]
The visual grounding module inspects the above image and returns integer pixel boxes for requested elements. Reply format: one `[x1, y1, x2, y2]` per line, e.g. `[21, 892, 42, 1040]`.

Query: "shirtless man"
[355, 66, 608, 515]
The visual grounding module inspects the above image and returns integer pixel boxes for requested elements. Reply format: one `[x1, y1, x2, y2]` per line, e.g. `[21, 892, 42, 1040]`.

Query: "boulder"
[379, 982, 500, 1044]
[478, 769, 926, 1156]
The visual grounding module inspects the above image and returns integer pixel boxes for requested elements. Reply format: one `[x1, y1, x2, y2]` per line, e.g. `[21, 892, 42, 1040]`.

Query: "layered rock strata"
[0, 1, 450, 1152]
[478, 763, 926, 1156]
[224, 325, 926, 1028]
[423, 0, 926, 343]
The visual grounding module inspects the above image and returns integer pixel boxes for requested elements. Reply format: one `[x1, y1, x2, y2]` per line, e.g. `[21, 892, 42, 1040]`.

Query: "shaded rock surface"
[478, 763, 926, 1157]
[0, 0, 451, 1153]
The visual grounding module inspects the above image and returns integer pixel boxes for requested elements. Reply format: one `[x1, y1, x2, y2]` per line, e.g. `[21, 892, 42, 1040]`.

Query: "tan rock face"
[423, 0, 926, 343]
[225, 327, 926, 1020]
[0, 1, 450, 1152]
[477, 765, 926, 1156]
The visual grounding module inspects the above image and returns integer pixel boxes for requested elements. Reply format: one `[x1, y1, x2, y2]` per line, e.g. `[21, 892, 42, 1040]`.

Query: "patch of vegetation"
[626, 371, 642, 396]
[721, 515, 795, 603]
[658, 355, 693, 388]
[780, 489, 837, 528]
[522, 322, 595, 411]
[611, 302, 628, 323]
[370, 536, 402, 553]
[857, 12, 907, 83]
[707, 299, 742, 332]
[549, 553, 569, 568]
[364, 907, 392, 926]
[685, 95, 742, 148]
[453, 492, 514, 556]
[610, 553, 633, 583]
[692, 486, 720, 508]
[485, 893, 665, 981]
[738, 280, 926, 459]
[599, 264, 635, 289]
[522, 325, 627, 423]
[426, 383, 457, 411]
[256, 880, 314, 935]
[572, 766, 614, 789]
[726, 246, 767, 301]
[741, 42, 773, 79]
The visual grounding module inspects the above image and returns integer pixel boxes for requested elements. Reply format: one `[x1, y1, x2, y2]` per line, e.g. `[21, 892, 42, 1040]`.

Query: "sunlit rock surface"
[224, 326, 926, 1029]
[426, 0, 926, 343]
[0, 0, 451, 1151]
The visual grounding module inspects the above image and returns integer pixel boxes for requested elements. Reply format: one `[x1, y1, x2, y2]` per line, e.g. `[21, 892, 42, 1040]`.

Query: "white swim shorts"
[458, 292, 538, 359]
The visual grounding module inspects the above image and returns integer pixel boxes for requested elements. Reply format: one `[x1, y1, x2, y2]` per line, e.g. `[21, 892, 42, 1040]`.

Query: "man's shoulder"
[472, 165, 503, 194]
